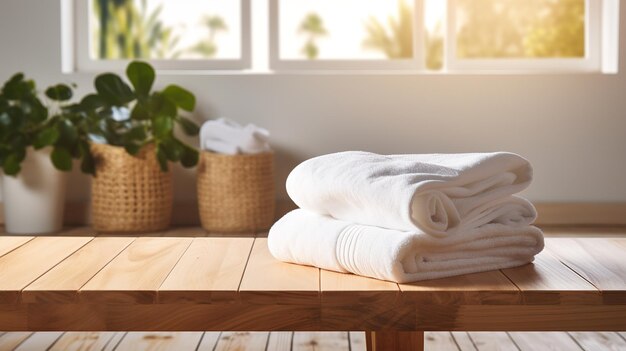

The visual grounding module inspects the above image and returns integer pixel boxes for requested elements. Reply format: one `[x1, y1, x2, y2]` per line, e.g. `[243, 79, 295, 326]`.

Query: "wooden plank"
[293, 332, 350, 351]
[366, 331, 424, 351]
[509, 332, 583, 351]
[501, 249, 600, 304]
[114, 332, 203, 351]
[239, 238, 320, 304]
[159, 237, 254, 304]
[197, 332, 222, 351]
[424, 332, 460, 351]
[50, 332, 118, 351]
[468, 332, 517, 351]
[413, 305, 626, 331]
[350, 332, 367, 351]
[0, 236, 33, 257]
[0, 236, 92, 304]
[80, 237, 192, 303]
[451, 332, 477, 351]
[23, 237, 134, 303]
[399, 270, 520, 305]
[535, 203, 626, 226]
[0, 333, 32, 351]
[266, 332, 292, 351]
[546, 238, 626, 303]
[321, 270, 399, 304]
[103, 332, 126, 351]
[14, 332, 63, 351]
[214, 332, 269, 351]
[569, 332, 626, 351]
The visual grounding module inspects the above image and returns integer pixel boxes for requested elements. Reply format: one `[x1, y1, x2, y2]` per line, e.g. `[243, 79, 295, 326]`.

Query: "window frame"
[444, 0, 602, 73]
[66, 0, 252, 72]
[268, 0, 425, 71]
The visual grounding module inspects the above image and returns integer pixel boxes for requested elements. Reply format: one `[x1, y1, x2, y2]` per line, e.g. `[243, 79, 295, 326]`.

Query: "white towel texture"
[286, 151, 535, 237]
[269, 210, 544, 283]
[269, 151, 544, 283]
[200, 118, 271, 155]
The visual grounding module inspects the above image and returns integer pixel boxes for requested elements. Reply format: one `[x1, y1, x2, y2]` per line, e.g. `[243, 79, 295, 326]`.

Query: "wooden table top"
[1, 227, 625, 332]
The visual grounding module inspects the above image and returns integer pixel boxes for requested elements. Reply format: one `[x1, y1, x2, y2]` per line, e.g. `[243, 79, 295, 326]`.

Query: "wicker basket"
[197, 151, 275, 233]
[90, 143, 173, 233]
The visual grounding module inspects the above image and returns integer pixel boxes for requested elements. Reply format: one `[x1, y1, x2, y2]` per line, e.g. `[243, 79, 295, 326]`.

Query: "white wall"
[0, 0, 625, 203]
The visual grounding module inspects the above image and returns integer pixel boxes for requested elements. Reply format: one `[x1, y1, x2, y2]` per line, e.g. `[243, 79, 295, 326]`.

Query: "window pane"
[278, 0, 414, 60]
[90, 0, 241, 60]
[456, 0, 585, 59]
[424, 0, 445, 70]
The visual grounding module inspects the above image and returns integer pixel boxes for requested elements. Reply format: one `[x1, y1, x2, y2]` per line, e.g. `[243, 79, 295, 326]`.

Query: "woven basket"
[90, 143, 173, 233]
[197, 151, 275, 233]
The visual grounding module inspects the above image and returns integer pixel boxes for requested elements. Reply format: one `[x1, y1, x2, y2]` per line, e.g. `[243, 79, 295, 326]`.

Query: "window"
[63, 0, 617, 73]
[69, 0, 250, 71]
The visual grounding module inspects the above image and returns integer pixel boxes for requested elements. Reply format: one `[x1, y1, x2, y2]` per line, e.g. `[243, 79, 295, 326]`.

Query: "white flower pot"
[2, 148, 67, 234]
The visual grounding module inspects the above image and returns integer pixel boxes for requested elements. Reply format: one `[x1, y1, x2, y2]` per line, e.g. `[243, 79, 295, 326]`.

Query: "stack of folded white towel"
[268, 151, 544, 283]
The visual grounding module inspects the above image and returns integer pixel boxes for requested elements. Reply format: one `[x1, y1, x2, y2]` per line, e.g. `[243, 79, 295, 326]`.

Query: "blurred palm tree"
[362, 0, 413, 59]
[299, 13, 327, 59]
[93, 0, 180, 59]
[190, 15, 228, 57]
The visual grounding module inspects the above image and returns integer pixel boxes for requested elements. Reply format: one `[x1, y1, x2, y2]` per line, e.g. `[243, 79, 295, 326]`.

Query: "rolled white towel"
[268, 209, 544, 283]
[200, 118, 271, 154]
[286, 151, 535, 237]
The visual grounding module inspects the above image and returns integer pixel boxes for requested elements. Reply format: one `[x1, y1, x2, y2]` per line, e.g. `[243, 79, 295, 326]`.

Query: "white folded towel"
[268, 209, 544, 283]
[200, 118, 271, 155]
[286, 151, 536, 237]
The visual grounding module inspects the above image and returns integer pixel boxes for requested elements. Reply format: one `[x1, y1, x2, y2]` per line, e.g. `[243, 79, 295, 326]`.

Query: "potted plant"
[80, 61, 199, 233]
[0, 73, 94, 234]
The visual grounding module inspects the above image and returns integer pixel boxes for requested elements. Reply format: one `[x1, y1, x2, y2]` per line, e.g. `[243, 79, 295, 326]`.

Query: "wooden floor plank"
[350, 332, 367, 351]
[197, 332, 222, 351]
[49, 332, 117, 351]
[293, 332, 349, 351]
[425, 332, 461, 351]
[546, 238, 626, 303]
[0, 236, 33, 258]
[102, 332, 126, 351]
[23, 237, 134, 303]
[266, 332, 292, 351]
[509, 332, 583, 351]
[451, 332, 477, 351]
[214, 332, 269, 351]
[239, 238, 320, 304]
[14, 332, 63, 351]
[0, 237, 92, 304]
[114, 332, 203, 351]
[399, 270, 520, 305]
[159, 237, 254, 304]
[569, 332, 626, 351]
[80, 237, 192, 303]
[0, 332, 32, 351]
[501, 249, 600, 304]
[468, 332, 518, 351]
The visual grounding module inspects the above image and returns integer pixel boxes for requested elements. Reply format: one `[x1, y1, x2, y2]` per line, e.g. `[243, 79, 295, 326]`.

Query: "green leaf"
[57, 119, 78, 147]
[2, 153, 21, 176]
[33, 126, 60, 149]
[51, 146, 73, 171]
[180, 144, 199, 168]
[80, 94, 105, 110]
[131, 103, 150, 120]
[124, 143, 142, 155]
[156, 144, 169, 172]
[162, 85, 196, 112]
[127, 126, 147, 141]
[94, 73, 134, 106]
[45, 84, 73, 101]
[150, 93, 177, 118]
[153, 115, 173, 138]
[176, 117, 200, 136]
[160, 138, 181, 162]
[79, 142, 95, 175]
[126, 61, 155, 97]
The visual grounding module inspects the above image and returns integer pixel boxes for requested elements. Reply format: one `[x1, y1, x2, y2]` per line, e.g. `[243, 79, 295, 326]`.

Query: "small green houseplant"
[0, 73, 93, 234]
[82, 61, 200, 232]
